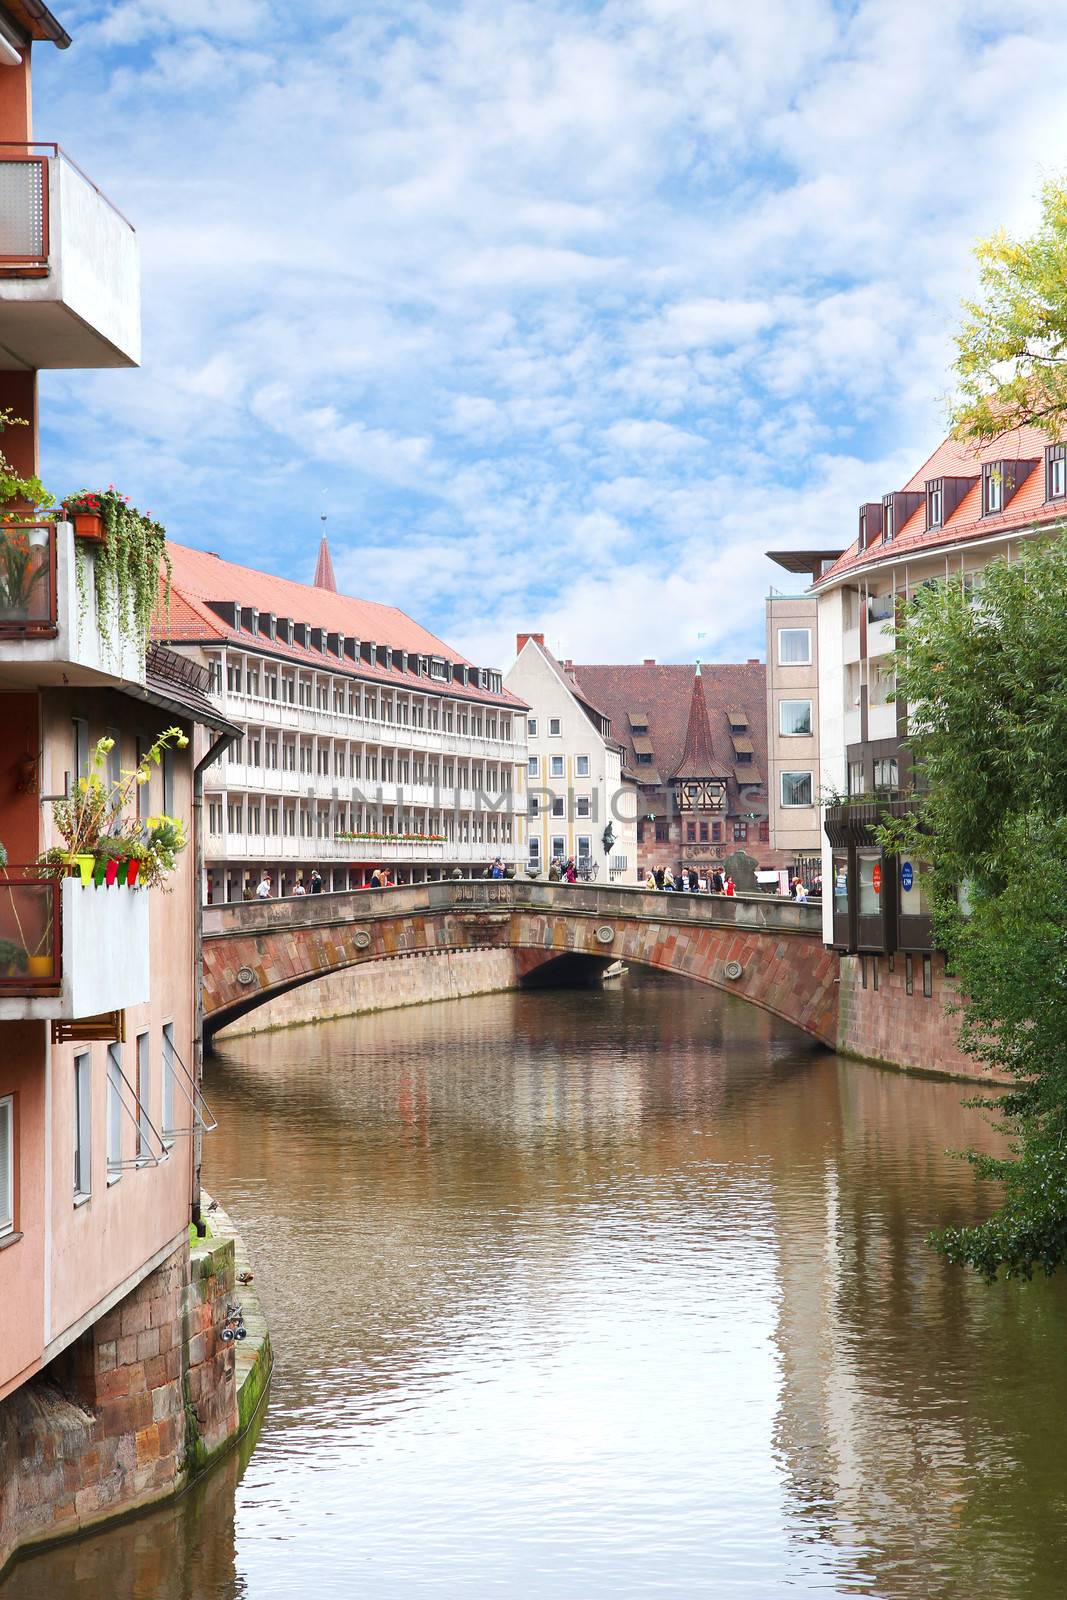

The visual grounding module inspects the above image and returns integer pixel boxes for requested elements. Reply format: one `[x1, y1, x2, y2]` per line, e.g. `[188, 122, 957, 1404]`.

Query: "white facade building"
[505, 634, 637, 880]
[159, 541, 528, 900]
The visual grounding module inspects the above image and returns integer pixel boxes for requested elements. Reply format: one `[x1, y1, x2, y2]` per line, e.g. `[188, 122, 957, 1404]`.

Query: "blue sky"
[34, 0, 1067, 670]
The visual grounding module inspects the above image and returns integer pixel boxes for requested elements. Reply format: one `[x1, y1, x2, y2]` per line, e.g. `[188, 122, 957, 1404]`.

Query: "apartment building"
[763, 550, 841, 887]
[0, 6, 241, 1561]
[159, 542, 528, 899]
[812, 421, 1067, 1064]
[504, 633, 637, 880]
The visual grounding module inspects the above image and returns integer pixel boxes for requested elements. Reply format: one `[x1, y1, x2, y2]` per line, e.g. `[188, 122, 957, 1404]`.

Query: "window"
[923, 954, 933, 998]
[551, 835, 565, 860]
[73, 717, 89, 781]
[575, 755, 590, 777]
[635, 751, 653, 765]
[528, 756, 539, 778]
[848, 760, 865, 797]
[576, 796, 591, 818]
[905, 954, 914, 996]
[551, 796, 565, 817]
[655, 820, 669, 843]
[687, 822, 696, 842]
[527, 717, 538, 737]
[529, 795, 540, 818]
[1048, 445, 1067, 501]
[868, 589, 895, 623]
[162, 749, 174, 816]
[699, 822, 708, 842]
[873, 757, 899, 794]
[777, 628, 811, 665]
[74, 1054, 92, 1198]
[779, 699, 812, 737]
[733, 822, 747, 842]
[162, 1024, 175, 1141]
[548, 717, 562, 737]
[984, 463, 1003, 514]
[226, 661, 243, 693]
[0, 1095, 13, 1236]
[927, 482, 943, 528]
[529, 836, 541, 864]
[857, 850, 882, 917]
[832, 852, 848, 912]
[136, 1031, 151, 1162]
[780, 771, 813, 807]
[107, 1046, 123, 1180]
[577, 835, 591, 861]
[549, 755, 564, 779]
[711, 821, 721, 842]
[208, 801, 222, 834]
[883, 502, 894, 543]
[226, 801, 243, 834]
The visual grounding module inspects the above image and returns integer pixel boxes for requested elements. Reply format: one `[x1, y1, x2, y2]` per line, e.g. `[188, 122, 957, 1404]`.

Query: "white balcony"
[0, 522, 146, 687]
[0, 877, 150, 1022]
[0, 145, 139, 370]
[868, 702, 897, 742]
[867, 619, 896, 659]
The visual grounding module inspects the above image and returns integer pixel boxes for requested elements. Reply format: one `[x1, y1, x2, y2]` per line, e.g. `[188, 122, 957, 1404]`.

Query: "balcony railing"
[0, 522, 57, 638]
[0, 871, 60, 992]
[0, 148, 48, 268]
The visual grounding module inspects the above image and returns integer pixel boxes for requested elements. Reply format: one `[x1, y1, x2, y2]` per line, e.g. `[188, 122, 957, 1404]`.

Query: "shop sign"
[872, 862, 882, 895]
[900, 861, 913, 892]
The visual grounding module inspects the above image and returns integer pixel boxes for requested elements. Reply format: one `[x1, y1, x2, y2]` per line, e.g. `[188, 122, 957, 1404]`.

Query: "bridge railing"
[202, 878, 822, 939]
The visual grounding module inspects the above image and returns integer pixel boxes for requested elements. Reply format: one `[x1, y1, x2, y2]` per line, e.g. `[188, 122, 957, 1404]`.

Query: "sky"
[32, 0, 1067, 672]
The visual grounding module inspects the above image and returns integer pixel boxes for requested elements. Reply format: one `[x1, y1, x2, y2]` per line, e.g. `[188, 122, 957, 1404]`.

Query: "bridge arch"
[201, 881, 838, 1048]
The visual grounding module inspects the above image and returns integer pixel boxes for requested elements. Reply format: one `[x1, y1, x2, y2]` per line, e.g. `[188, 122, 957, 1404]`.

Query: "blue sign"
[900, 861, 914, 892]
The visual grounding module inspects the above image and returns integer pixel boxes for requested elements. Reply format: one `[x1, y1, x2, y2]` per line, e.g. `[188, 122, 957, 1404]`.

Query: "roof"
[313, 533, 337, 592]
[120, 644, 241, 738]
[817, 421, 1067, 589]
[767, 549, 843, 576]
[156, 541, 524, 710]
[673, 669, 730, 781]
[0, 2, 70, 46]
[568, 660, 768, 812]
[516, 634, 624, 749]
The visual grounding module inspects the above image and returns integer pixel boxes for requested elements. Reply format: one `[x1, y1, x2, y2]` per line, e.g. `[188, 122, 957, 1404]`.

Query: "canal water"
[8, 974, 1067, 1598]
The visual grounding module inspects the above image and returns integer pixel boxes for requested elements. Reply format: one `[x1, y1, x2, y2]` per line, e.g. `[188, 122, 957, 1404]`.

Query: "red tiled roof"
[569, 661, 768, 811]
[157, 541, 525, 709]
[674, 669, 730, 780]
[818, 422, 1066, 586]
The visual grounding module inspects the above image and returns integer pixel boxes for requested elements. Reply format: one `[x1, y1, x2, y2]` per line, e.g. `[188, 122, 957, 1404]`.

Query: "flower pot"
[92, 858, 107, 888]
[70, 511, 105, 544]
[104, 857, 119, 888]
[27, 954, 52, 979]
[73, 854, 94, 887]
[126, 858, 140, 887]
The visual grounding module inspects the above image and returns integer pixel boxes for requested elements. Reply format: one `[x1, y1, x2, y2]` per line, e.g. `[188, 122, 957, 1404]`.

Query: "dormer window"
[858, 502, 882, 551]
[881, 489, 924, 544]
[1047, 444, 1067, 501]
[927, 482, 943, 529]
[882, 497, 894, 543]
[984, 463, 1003, 514]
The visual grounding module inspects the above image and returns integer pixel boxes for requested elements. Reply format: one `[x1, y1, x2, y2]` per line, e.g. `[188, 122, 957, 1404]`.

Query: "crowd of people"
[643, 866, 735, 895]
[242, 860, 821, 900]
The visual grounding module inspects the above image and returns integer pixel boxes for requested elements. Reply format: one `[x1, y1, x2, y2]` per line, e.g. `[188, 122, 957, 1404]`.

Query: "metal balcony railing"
[0, 522, 57, 638]
[0, 871, 60, 991]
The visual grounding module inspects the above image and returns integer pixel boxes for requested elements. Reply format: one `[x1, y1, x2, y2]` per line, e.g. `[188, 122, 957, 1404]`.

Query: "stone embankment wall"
[0, 1209, 270, 1579]
[836, 950, 995, 1082]
[215, 945, 542, 1038]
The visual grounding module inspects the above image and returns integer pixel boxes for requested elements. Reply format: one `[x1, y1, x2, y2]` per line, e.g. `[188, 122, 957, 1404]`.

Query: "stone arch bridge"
[201, 880, 837, 1046]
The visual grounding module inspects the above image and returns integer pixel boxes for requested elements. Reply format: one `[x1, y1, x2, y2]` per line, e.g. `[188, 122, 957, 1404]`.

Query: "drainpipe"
[191, 729, 239, 1233]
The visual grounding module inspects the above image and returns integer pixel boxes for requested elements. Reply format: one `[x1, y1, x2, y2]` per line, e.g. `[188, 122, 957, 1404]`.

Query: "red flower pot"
[70, 511, 105, 543]
[126, 858, 140, 887]
[105, 857, 119, 887]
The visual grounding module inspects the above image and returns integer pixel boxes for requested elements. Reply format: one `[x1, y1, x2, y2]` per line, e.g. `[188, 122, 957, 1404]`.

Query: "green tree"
[880, 541, 1067, 1279]
[951, 177, 1067, 442]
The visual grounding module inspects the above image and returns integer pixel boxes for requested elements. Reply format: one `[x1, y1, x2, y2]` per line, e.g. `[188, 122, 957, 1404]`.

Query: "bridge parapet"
[202, 880, 822, 939]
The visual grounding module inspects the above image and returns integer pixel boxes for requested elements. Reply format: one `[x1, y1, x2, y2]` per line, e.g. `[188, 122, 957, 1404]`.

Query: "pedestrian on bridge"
[255, 874, 272, 899]
[309, 869, 323, 894]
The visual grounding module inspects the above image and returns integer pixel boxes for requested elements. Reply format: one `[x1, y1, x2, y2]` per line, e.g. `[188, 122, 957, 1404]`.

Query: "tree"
[951, 177, 1067, 443]
[879, 540, 1067, 1279]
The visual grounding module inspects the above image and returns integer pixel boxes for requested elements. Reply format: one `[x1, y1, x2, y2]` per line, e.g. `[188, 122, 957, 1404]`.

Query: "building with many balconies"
[158, 540, 529, 899]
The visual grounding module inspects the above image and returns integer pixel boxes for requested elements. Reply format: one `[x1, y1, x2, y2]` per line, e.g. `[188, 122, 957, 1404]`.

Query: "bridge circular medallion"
[352, 929, 371, 950]
[595, 925, 615, 944]
[235, 966, 255, 987]
[724, 960, 744, 980]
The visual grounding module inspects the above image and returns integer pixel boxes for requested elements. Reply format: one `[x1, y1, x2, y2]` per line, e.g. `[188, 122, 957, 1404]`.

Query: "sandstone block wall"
[836, 951, 1000, 1082]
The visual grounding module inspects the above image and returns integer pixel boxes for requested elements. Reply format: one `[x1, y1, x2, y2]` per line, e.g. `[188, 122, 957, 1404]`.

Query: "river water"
[8, 974, 1067, 1599]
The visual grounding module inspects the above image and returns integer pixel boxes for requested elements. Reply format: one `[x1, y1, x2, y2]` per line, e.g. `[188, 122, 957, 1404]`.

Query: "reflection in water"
[8, 975, 1067, 1598]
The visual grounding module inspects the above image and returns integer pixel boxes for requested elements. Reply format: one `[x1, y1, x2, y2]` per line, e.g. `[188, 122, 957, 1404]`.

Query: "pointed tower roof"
[313, 532, 337, 592]
[672, 663, 730, 780]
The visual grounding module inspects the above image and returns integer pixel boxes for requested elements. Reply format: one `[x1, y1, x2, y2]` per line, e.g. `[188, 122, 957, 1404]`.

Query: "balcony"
[0, 521, 146, 686]
[0, 144, 140, 370]
[0, 874, 150, 1021]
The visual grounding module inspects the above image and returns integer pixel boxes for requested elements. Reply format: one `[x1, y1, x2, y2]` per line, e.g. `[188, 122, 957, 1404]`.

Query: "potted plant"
[0, 407, 54, 519]
[0, 525, 49, 622]
[64, 487, 171, 659]
[0, 938, 27, 978]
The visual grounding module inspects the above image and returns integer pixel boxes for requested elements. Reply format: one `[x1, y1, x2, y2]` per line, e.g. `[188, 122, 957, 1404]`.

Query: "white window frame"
[576, 835, 592, 861]
[548, 717, 562, 737]
[527, 716, 538, 737]
[528, 836, 541, 863]
[780, 770, 814, 808]
[528, 755, 539, 778]
[551, 796, 565, 818]
[74, 1053, 92, 1202]
[0, 1095, 13, 1237]
[549, 755, 564, 779]
[575, 795, 591, 818]
[136, 1031, 151, 1164]
[777, 628, 811, 666]
[551, 835, 566, 859]
[778, 698, 812, 737]
[575, 754, 590, 777]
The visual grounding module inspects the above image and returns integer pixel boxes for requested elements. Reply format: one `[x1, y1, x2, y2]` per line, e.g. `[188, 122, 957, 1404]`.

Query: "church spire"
[673, 662, 726, 780]
[313, 516, 337, 592]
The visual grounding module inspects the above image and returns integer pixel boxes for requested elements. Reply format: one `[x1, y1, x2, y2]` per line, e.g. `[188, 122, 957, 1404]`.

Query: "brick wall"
[836, 951, 1001, 1082]
[0, 1227, 253, 1578]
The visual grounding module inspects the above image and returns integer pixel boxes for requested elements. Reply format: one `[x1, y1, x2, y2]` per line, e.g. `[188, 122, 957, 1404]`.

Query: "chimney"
[747, 657, 760, 664]
[643, 658, 655, 666]
[563, 659, 573, 671]
[516, 632, 545, 655]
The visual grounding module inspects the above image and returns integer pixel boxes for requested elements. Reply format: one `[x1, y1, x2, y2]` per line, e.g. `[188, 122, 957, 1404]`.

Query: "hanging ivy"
[66, 488, 171, 660]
